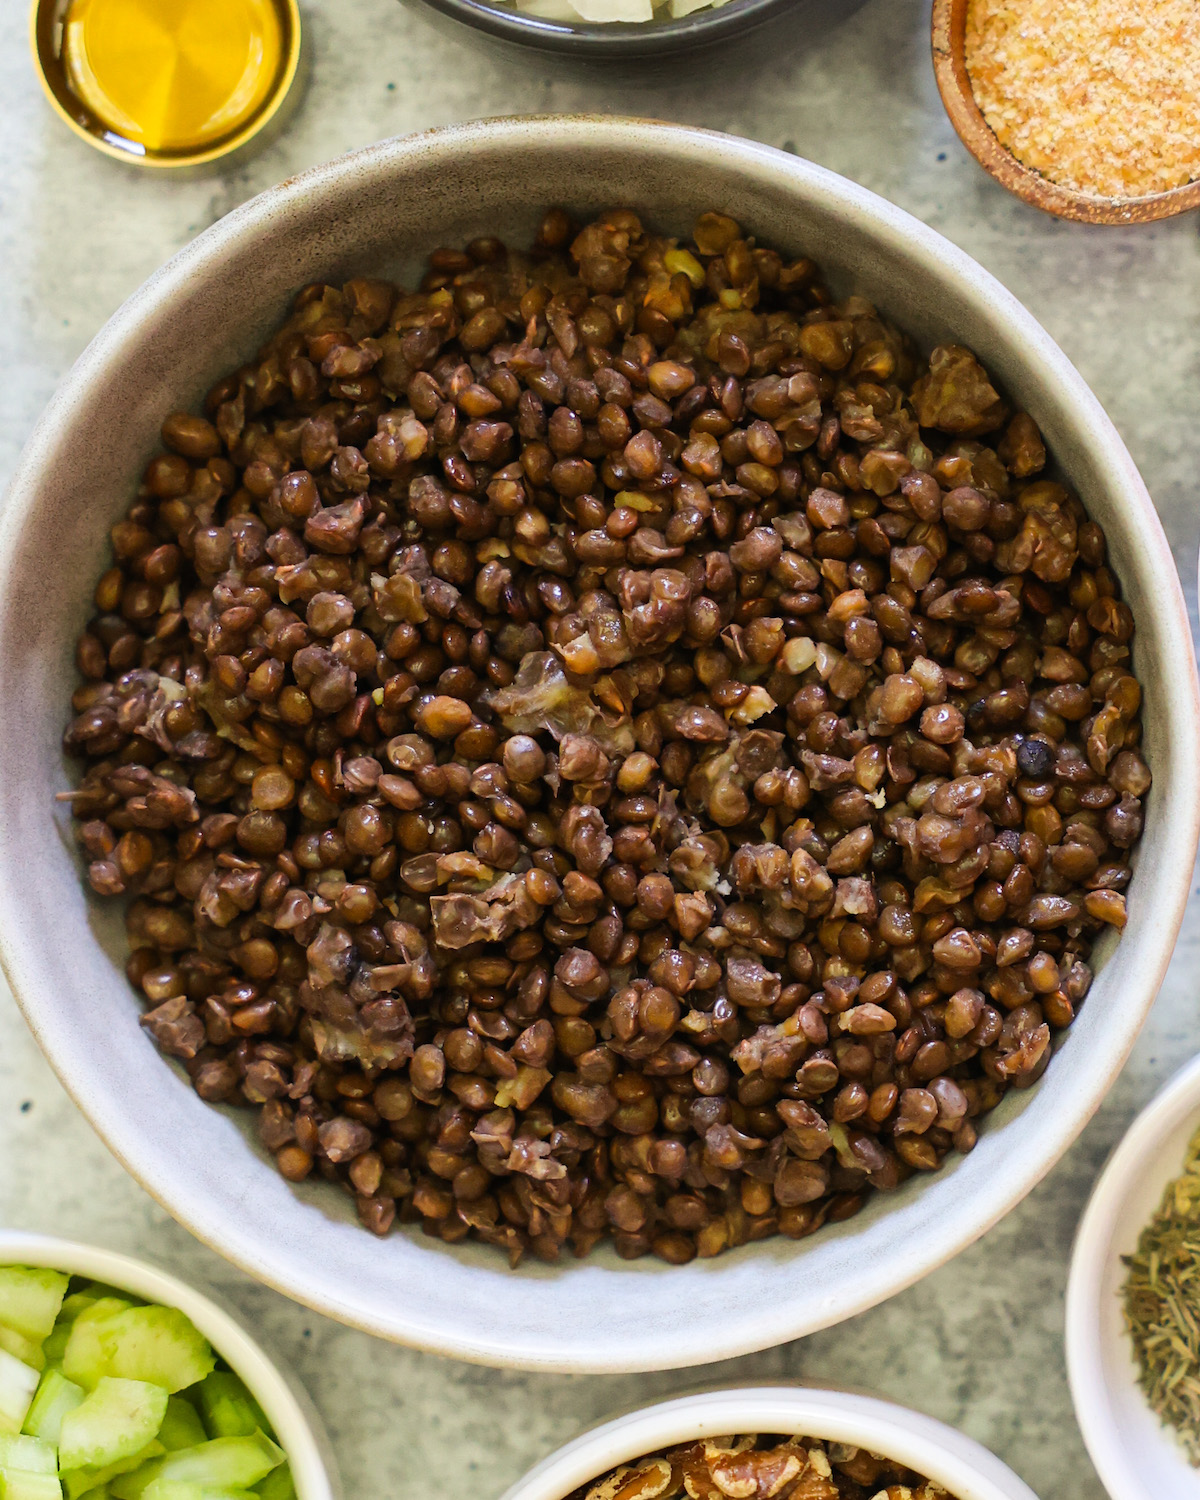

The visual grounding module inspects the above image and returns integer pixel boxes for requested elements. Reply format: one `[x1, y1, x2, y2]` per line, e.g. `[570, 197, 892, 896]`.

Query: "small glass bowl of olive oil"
[30, 0, 302, 168]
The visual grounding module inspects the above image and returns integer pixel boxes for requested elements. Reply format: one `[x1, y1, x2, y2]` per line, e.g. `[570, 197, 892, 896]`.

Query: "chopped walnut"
[567, 1436, 956, 1500]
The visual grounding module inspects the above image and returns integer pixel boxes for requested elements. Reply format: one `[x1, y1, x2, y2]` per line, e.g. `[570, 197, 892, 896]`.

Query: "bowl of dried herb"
[1067, 1051, 1200, 1497]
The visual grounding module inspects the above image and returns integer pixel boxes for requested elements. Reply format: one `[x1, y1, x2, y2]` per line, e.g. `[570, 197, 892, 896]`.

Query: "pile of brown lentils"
[62, 207, 1148, 1266]
[566, 1434, 948, 1500]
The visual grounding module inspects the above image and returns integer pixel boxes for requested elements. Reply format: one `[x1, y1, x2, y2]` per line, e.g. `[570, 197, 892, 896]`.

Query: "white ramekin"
[499, 1387, 1040, 1500]
[1, 117, 1196, 1371]
[1066, 1053, 1200, 1499]
[0, 1229, 340, 1500]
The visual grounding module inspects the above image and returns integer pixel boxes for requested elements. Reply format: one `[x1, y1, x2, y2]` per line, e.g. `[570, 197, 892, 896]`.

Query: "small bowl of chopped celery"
[1066, 1053, 1200, 1498]
[0, 1231, 338, 1500]
[402, 0, 860, 62]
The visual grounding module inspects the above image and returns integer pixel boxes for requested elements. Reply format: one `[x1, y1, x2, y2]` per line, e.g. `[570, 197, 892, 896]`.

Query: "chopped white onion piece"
[567, 0, 654, 21]
[513, 0, 578, 17]
[503, 0, 730, 25]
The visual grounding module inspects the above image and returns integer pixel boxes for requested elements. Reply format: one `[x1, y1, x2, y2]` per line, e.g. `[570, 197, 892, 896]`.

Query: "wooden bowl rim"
[931, 0, 1200, 225]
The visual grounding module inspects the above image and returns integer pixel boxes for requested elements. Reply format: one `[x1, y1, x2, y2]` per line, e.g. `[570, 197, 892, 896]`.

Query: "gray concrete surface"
[2, 1, 1198, 1495]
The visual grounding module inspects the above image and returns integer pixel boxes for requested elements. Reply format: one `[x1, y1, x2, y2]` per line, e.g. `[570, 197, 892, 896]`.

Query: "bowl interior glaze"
[1, 118, 1195, 1372]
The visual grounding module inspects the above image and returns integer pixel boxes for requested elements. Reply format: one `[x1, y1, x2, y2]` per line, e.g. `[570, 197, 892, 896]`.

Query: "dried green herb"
[1122, 1125, 1200, 1463]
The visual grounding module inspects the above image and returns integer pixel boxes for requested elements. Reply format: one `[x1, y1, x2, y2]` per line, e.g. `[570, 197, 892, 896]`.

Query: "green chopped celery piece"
[142, 1488, 256, 1500]
[62, 1443, 164, 1500]
[56, 1300, 100, 1328]
[155, 1404, 204, 1456]
[0, 1470, 63, 1500]
[23, 1369, 84, 1444]
[64, 1471, 116, 1500]
[110, 1467, 163, 1500]
[59, 1380, 168, 1472]
[64, 1313, 213, 1397]
[0, 1339, 40, 1379]
[0, 1437, 55, 1475]
[0, 1352, 40, 1435]
[0, 1273, 69, 1345]
[40, 1329, 70, 1370]
[72, 1291, 135, 1310]
[41, 1291, 122, 1374]
[60, 1307, 135, 1391]
[252, 1466, 294, 1500]
[194, 1379, 265, 1443]
[110, 1435, 284, 1500]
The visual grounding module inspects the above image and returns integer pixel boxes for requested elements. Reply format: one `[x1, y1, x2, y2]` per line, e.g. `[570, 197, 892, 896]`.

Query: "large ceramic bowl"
[0, 1229, 339, 1500]
[1, 117, 1196, 1373]
[500, 1387, 1040, 1500]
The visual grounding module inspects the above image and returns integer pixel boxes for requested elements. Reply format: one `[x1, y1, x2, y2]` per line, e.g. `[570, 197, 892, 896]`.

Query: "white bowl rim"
[497, 1385, 1040, 1500]
[1, 114, 1197, 1370]
[0, 1228, 340, 1500]
[1065, 1051, 1200, 1497]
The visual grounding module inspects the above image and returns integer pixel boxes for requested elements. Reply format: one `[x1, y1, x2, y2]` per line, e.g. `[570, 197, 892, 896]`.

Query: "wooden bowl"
[932, 0, 1200, 224]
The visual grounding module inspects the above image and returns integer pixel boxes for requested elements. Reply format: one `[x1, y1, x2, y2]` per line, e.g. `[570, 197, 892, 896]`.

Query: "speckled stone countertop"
[2, 2, 1198, 1496]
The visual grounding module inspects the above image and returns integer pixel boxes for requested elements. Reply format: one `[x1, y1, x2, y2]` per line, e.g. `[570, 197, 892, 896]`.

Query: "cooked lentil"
[61, 207, 1148, 1266]
[566, 1434, 951, 1500]
[964, 0, 1200, 200]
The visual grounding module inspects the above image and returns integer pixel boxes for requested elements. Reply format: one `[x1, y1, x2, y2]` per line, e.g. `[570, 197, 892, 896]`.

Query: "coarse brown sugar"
[964, 0, 1200, 199]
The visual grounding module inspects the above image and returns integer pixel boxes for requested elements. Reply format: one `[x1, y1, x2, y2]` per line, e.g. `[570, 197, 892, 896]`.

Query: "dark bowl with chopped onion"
[401, 0, 863, 63]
